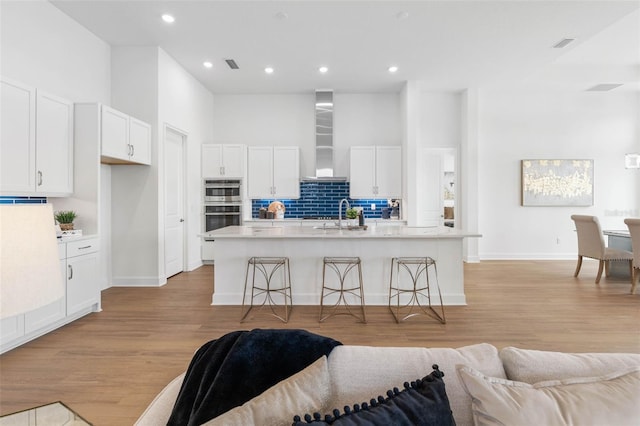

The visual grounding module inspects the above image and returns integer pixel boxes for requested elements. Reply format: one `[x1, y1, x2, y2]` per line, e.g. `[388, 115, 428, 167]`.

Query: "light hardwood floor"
[1, 260, 638, 424]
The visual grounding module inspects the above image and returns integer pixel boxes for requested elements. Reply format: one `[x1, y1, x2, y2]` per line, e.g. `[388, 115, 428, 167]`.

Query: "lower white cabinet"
[65, 238, 100, 316]
[0, 237, 100, 354]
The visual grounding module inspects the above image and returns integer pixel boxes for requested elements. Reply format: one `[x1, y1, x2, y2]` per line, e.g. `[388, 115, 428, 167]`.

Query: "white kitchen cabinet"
[349, 146, 401, 199]
[128, 116, 152, 165]
[0, 237, 100, 355]
[0, 77, 73, 196]
[202, 144, 245, 178]
[247, 146, 299, 199]
[100, 104, 151, 165]
[65, 238, 100, 316]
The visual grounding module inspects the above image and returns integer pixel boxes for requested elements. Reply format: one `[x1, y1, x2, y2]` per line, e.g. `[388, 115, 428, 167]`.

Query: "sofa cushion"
[135, 373, 185, 426]
[457, 364, 640, 426]
[326, 343, 504, 426]
[203, 356, 331, 426]
[500, 346, 640, 383]
[293, 365, 454, 426]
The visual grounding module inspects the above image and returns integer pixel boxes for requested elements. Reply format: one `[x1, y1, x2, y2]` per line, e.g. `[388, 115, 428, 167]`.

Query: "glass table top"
[0, 401, 91, 425]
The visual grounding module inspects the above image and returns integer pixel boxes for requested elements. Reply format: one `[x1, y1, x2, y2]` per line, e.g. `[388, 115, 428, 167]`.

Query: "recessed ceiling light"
[275, 11, 289, 20]
[265, 67, 274, 74]
[388, 66, 399, 73]
[161, 14, 175, 23]
[203, 61, 213, 69]
[396, 11, 409, 20]
[319, 66, 328, 73]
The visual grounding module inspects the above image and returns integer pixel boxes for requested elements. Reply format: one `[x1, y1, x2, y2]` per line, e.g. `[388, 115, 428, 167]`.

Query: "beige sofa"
[136, 343, 640, 426]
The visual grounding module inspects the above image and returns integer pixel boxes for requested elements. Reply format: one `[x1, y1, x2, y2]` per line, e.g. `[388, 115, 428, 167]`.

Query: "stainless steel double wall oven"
[203, 179, 242, 232]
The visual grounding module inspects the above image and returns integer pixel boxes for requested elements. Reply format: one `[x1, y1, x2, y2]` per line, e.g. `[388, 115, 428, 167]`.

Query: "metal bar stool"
[241, 257, 292, 323]
[319, 257, 366, 323]
[388, 257, 445, 324]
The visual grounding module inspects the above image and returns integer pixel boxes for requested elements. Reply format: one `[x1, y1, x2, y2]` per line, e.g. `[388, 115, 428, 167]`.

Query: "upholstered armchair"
[623, 218, 640, 295]
[570, 215, 633, 287]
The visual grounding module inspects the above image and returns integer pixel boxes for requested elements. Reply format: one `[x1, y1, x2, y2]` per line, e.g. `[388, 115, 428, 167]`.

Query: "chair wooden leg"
[631, 267, 639, 295]
[574, 256, 583, 277]
[604, 260, 610, 277]
[595, 260, 604, 284]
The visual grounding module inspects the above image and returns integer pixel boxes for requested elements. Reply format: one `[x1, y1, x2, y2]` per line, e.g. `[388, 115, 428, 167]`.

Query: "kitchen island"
[203, 225, 481, 306]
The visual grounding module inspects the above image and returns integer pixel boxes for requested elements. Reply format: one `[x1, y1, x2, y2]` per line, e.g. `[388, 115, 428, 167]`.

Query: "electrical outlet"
[371, 203, 376, 211]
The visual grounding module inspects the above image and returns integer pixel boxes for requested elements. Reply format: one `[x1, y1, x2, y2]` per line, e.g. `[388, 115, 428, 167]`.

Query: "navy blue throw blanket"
[167, 329, 342, 426]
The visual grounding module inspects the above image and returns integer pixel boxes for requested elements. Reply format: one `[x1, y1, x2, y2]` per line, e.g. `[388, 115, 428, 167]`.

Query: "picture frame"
[521, 159, 593, 206]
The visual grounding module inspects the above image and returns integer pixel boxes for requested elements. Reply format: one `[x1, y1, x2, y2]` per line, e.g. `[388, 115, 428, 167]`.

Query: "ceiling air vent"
[553, 38, 575, 48]
[586, 83, 623, 92]
[225, 59, 239, 69]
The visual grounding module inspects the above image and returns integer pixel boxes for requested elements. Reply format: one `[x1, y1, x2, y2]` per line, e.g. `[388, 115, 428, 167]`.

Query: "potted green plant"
[55, 210, 77, 231]
[346, 208, 358, 227]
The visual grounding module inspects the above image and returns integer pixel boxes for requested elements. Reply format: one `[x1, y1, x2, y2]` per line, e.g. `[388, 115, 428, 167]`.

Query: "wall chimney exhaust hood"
[302, 90, 347, 182]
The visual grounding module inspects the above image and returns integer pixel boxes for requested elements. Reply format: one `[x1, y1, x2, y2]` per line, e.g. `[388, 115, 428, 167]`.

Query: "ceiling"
[50, 0, 640, 94]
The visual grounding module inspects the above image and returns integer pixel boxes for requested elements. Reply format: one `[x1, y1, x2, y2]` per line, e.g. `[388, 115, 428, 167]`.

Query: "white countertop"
[202, 225, 481, 239]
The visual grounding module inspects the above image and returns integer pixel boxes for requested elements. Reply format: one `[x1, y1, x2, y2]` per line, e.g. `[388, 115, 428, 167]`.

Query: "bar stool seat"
[388, 257, 445, 324]
[319, 257, 366, 323]
[241, 257, 292, 323]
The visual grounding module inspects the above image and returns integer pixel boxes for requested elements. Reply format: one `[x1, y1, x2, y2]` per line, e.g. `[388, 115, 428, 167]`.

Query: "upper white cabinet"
[202, 144, 245, 178]
[127, 116, 151, 165]
[0, 77, 73, 196]
[100, 104, 151, 165]
[247, 146, 299, 199]
[350, 146, 401, 199]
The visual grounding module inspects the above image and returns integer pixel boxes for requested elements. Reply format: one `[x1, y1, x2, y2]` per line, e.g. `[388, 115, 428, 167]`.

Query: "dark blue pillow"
[292, 365, 455, 426]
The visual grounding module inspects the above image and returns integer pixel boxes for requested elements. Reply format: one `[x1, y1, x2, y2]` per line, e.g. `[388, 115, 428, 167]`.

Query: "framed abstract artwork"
[521, 159, 594, 206]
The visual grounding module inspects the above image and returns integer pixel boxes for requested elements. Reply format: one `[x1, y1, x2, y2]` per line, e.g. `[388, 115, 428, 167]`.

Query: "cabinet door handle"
[220, 166, 224, 175]
[37, 171, 43, 186]
[68, 264, 73, 280]
[78, 245, 92, 250]
[131, 145, 135, 157]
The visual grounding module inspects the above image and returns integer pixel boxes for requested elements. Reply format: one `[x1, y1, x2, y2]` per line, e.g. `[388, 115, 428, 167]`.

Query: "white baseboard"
[188, 260, 204, 271]
[479, 253, 576, 260]
[211, 292, 467, 306]
[111, 276, 167, 287]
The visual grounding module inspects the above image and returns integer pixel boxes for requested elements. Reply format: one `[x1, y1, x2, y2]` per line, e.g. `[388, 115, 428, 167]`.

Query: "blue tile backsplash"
[251, 181, 389, 218]
[0, 196, 47, 204]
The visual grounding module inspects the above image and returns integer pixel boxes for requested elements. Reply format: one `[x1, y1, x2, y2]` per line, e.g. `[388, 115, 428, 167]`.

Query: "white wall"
[1, 0, 112, 288]
[0, 0, 110, 104]
[109, 46, 214, 285]
[158, 49, 215, 273]
[419, 92, 462, 149]
[110, 47, 160, 285]
[212, 93, 400, 178]
[478, 90, 640, 259]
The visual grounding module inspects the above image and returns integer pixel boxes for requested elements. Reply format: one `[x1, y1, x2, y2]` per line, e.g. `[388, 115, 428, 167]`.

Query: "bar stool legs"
[388, 257, 446, 324]
[320, 257, 366, 323]
[241, 257, 292, 323]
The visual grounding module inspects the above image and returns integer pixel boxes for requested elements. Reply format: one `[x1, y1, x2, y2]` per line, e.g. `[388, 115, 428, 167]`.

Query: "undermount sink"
[312, 225, 367, 231]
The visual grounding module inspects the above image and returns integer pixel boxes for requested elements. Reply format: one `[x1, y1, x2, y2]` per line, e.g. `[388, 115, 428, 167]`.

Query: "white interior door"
[164, 126, 185, 278]
[422, 148, 456, 227]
